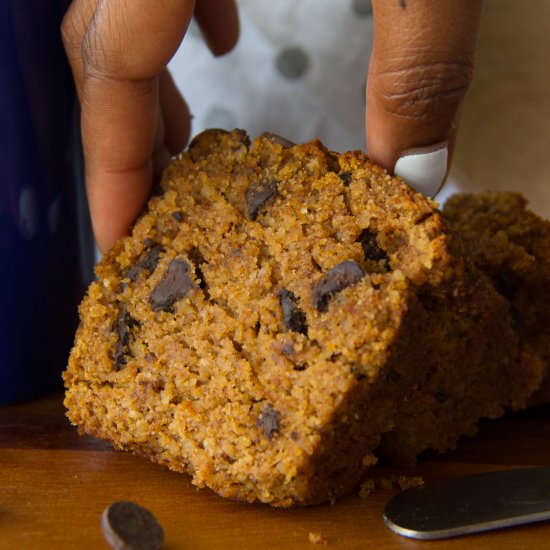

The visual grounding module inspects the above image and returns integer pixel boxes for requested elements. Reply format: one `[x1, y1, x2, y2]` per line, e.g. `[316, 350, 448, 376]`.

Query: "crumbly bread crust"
[64, 130, 541, 506]
[443, 192, 550, 405]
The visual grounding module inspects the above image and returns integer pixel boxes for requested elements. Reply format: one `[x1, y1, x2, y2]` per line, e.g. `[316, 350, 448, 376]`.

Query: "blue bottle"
[0, 1, 94, 404]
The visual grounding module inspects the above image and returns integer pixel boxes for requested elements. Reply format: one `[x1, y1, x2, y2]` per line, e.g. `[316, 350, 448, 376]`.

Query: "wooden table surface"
[1, 394, 550, 549]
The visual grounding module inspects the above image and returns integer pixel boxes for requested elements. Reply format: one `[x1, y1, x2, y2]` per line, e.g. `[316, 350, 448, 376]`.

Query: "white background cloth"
[168, 0, 373, 153]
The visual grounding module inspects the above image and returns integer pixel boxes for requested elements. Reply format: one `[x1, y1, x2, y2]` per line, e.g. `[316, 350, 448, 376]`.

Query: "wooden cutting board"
[1, 393, 550, 549]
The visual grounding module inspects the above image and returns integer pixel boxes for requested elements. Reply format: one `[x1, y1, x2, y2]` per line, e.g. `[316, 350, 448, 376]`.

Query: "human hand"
[61, 0, 239, 253]
[366, 0, 484, 197]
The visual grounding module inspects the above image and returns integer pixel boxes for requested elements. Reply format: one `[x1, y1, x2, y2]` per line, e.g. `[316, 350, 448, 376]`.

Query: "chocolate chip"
[279, 289, 308, 335]
[150, 258, 194, 312]
[261, 132, 295, 148]
[113, 311, 139, 370]
[128, 244, 164, 282]
[339, 171, 353, 185]
[171, 211, 184, 222]
[140, 245, 163, 272]
[101, 501, 163, 550]
[257, 403, 280, 440]
[246, 180, 279, 220]
[312, 260, 365, 312]
[357, 229, 388, 263]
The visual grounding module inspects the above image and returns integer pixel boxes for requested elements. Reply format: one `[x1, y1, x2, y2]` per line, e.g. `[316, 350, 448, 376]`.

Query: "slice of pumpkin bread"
[64, 130, 538, 506]
[443, 192, 550, 405]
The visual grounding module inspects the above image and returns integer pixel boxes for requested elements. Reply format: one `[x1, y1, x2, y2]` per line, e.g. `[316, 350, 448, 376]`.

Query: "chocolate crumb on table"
[308, 531, 329, 545]
[64, 129, 543, 507]
[359, 475, 425, 497]
[101, 501, 163, 550]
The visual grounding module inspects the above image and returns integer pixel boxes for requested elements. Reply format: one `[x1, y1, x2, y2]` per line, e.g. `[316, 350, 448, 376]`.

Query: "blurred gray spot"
[204, 106, 237, 130]
[19, 186, 38, 240]
[276, 46, 310, 79]
[353, 0, 373, 16]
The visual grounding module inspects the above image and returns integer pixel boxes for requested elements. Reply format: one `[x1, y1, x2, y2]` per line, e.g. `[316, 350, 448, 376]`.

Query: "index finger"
[81, 0, 195, 253]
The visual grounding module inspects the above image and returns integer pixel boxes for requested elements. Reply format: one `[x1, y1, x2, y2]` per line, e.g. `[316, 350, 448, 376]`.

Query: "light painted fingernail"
[394, 143, 448, 197]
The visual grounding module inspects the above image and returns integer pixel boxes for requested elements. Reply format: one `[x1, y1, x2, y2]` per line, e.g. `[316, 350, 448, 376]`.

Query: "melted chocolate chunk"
[128, 244, 164, 282]
[256, 403, 280, 440]
[339, 171, 353, 185]
[171, 211, 184, 222]
[261, 132, 295, 148]
[149, 258, 194, 312]
[246, 180, 279, 221]
[113, 310, 139, 370]
[357, 229, 388, 263]
[312, 260, 365, 312]
[279, 289, 308, 335]
[101, 501, 164, 550]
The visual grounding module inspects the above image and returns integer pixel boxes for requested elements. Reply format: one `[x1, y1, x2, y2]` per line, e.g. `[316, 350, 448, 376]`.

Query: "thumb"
[366, 0, 484, 196]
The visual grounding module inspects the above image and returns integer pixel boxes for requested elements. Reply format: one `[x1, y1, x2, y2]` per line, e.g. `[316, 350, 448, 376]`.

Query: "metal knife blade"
[384, 467, 550, 540]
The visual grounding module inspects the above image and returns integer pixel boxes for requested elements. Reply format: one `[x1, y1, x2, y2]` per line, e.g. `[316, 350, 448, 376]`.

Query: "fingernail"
[394, 143, 448, 197]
